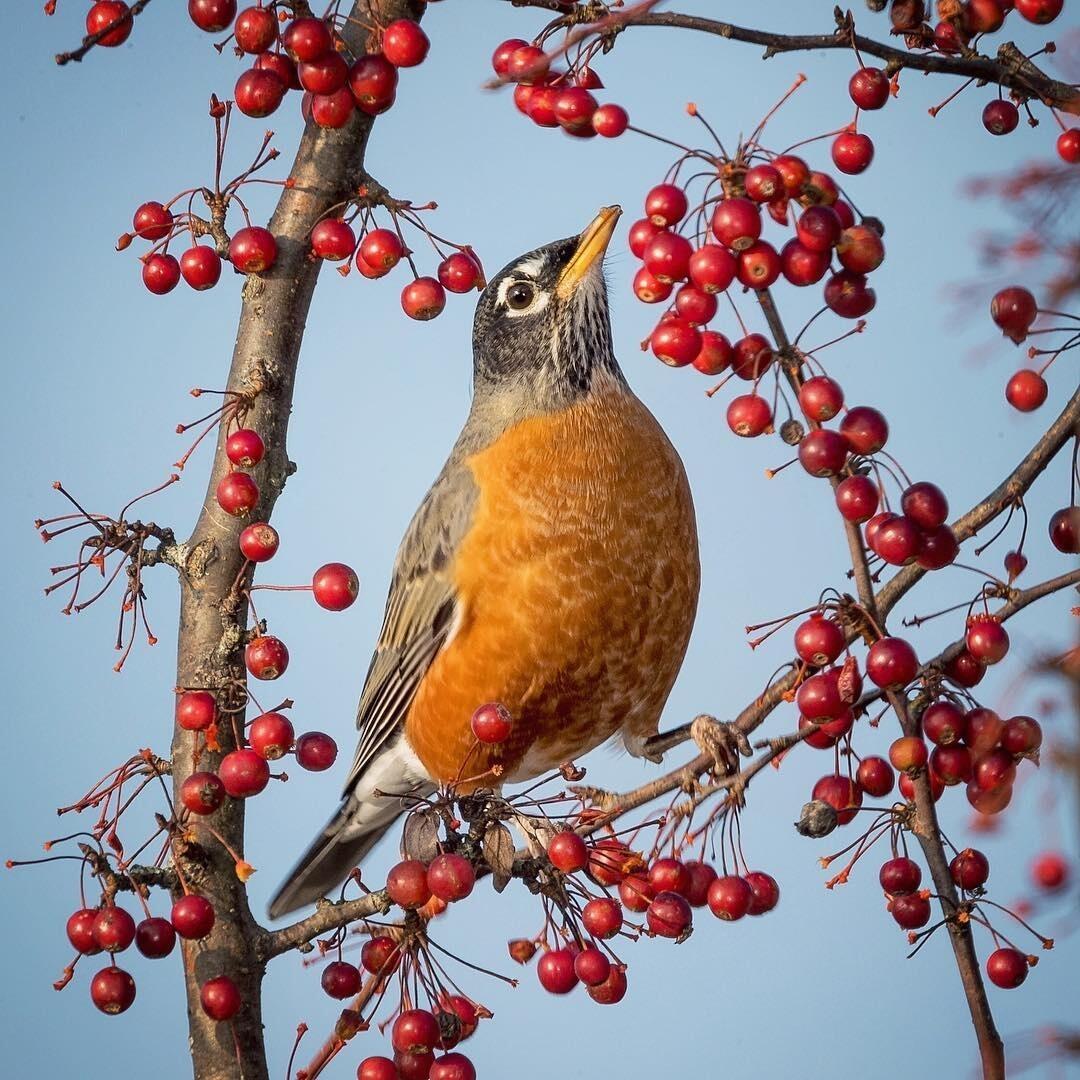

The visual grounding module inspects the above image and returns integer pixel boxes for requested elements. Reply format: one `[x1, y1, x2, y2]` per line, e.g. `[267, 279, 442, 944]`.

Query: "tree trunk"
[170, 4, 423, 1076]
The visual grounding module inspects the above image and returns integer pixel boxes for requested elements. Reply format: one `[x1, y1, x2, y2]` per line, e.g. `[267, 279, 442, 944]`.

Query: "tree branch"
[260, 890, 391, 961]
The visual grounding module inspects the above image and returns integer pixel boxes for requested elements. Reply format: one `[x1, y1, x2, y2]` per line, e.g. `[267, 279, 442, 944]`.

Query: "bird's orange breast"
[403, 383, 699, 789]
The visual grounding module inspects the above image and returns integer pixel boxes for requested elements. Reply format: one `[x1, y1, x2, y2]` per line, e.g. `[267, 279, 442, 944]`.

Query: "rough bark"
[170, 4, 423, 1077]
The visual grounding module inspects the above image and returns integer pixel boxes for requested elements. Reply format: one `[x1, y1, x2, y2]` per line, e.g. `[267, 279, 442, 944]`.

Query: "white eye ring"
[497, 277, 550, 317]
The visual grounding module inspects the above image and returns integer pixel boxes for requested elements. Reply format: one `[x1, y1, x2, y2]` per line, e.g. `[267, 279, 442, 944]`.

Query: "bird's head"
[471, 206, 625, 404]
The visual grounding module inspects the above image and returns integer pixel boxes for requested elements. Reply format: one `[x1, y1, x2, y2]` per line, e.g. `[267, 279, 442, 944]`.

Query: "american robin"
[269, 207, 700, 918]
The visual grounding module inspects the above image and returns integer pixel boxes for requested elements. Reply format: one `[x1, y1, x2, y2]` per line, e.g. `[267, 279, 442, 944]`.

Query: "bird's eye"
[506, 282, 536, 310]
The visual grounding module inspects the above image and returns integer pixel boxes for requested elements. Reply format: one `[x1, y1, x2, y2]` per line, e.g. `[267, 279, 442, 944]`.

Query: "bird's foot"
[690, 714, 752, 779]
[567, 784, 619, 814]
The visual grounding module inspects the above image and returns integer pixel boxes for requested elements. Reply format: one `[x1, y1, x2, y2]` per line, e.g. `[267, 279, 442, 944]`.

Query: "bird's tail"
[268, 738, 435, 920]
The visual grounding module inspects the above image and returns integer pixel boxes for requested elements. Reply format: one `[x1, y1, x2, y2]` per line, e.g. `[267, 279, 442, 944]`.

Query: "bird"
[269, 207, 700, 919]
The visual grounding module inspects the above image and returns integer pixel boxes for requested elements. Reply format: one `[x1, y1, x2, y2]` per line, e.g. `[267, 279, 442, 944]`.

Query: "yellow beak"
[556, 205, 622, 299]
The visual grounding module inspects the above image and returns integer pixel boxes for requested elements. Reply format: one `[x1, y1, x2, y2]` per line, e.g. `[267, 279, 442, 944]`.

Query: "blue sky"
[2, 3, 1077, 1078]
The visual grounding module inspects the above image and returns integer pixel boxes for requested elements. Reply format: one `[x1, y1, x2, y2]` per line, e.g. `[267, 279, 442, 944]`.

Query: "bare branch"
[260, 890, 392, 960]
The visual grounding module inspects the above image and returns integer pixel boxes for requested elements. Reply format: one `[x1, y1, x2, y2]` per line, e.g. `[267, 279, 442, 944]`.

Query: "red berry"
[890, 892, 931, 929]
[647, 890, 693, 938]
[282, 16, 332, 62]
[387, 860, 432, 909]
[358, 1058, 398, 1080]
[835, 475, 879, 523]
[295, 731, 337, 770]
[587, 838, 633, 886]
[547, 831, 589, 873]
[711, 197, 761, 250]
[1049, 506, 1080, 553]
[628, 217, 663, 258]
[133, 201, 174, 242]
[964, 707, 1004, 754]
[491, 38, 528, 76]
[796, 670, 844, 721]
[966, 777, 1013, 815]
[726, 394, 772, 437]
[216, 471, 259, 516]
[437, 252, 481, 294]
[506, 45, 548, 84]
[229, 226, 277, 273]
[234, 6, 277, 53]
[674, 285, 717, 326]
[1031, 851, 1068, 891]
[142, 253, 181, 295]
[799, 710, 854, 750]
[972, 748, 1017, 791]
[966, 0, 1006, 32]
[68, 908, 103, 955]
[1057, 128, 1080, 163]
[220, 747, 270, 797]
[239, 522, 279, 562]
[537, 948, 579, 994]
[1001, 714, 1042, 757]
[688, 244, 736, 294]
[744, 164, 783, 202]
[92, 906, 136, 953]
[235, 67, 286, 117]
[582, 896, 622, 939]
[645, 183, 688, 227]
[683, 861, 718, 907]
[172, 894, 215, 939]
[427, 853, 475, 903]
[553, 87, 597, 133]
[965, 615, 1009, 665]
[837, 225, 885, 274]
[180, 245, 222, 291]
[618, 872, 654, 912]
[90, 966, 136, 1014]
[773, 154, 809, 195]
[990, 285, 1037, 343]
[707, 875, 752, 921]
[135, 917, 176, 959]
[879, 857, 921, 895]
[950, 848, 990, 890]
[730, 333, 773, 380]
[632, 266, 672, 304]
[592, 103, 629, 137]
[255, 51, 300, 90]
[986, 947, 1028, 988]
[177, 690, 217, 732]
[644, 231, 693, 284]
[188, 0, 236, 33]
[382, 19, 429, 67]
[200, 974, 241, 1020]
[866, 637, 919, 690]
[245, 635, 288, 680]
[832, 132, 874, 174]
[180, 771, 226, 815]
[812, 774, 863, 825]
[312, 562, 359, 611]
[249, 711, 294, 760]
[736, 240, 781, 289]
[587, 963, 628, 1005]
[794, 614, 845, 667]
[923, 701, 964, 745]
[311, 86, 356, 128]
[321, 960, 362, 999]
[982, 99, 1019, 135]
[798, 429, 848, 478]
[825, 270, 876, 318]
[648, 857, 692, 899]
[900, 482, 948, 531]
[931, 744, 972, 786]
[361, 935, 401, 976]
[945, 649, 986, 688]
[1015, 0, 1062, 23]
[799, 375, 845, 421]
[840, 405, 889, 455]
[225, 428, 265, 469]
[889, 735, 928, 774]
[1005, 369, 1048, 412]
[849, 66, 890, 109]
[856, 756, 894, 797]
[359, 228, 405, 271]
[470, 702, 512, 744]
[745, 871, 780, 915]
[402, 277, 446, 321]
[807, 170, 840, 205]
[573, 947, 611, 987]
[780, 238, 830, 286]
[693, 330, 733, 375]
[87, 2, 133, 47]
[396, 1051, 436, 1080]
[311, 218, 356, 261]
[429, 1054, 476, 1080]
[796, 205, 842, 253]
[650, 318, 701, 368]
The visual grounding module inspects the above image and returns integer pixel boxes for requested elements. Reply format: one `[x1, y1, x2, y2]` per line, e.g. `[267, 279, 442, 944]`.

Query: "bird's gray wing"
[342, 457, 478, 797]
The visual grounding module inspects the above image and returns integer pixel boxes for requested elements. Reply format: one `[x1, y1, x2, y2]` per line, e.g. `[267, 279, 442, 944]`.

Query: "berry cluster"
[878, 0, 1078, 157]
[491, 37, 629, 139]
